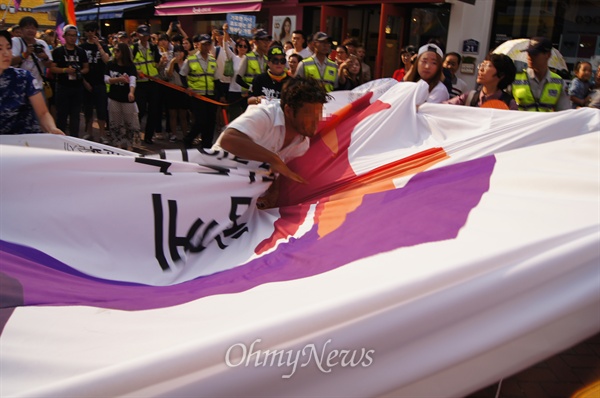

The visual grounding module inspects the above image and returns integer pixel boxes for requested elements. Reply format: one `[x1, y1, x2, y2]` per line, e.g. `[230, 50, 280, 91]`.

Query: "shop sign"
[227, 14, 256, 38]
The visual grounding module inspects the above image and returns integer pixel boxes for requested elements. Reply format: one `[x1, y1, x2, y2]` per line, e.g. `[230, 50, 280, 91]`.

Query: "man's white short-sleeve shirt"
[213, 102, 310, 163]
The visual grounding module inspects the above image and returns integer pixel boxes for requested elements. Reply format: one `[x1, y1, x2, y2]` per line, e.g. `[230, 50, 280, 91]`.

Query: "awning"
[76, 1, 153, 20]
[155, 0, 262, 16]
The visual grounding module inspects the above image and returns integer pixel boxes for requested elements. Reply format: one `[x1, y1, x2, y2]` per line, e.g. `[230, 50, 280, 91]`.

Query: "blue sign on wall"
[462, 39, 480, 54]
[227, 14, 256, 38]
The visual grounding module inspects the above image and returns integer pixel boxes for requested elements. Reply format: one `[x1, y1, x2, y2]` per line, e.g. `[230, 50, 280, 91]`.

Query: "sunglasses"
[269, 57, 286, 65]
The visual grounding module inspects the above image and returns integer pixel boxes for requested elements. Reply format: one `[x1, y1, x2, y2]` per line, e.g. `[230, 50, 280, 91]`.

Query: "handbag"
[223, 59, 234, 77]
[43, 80, 53, 99]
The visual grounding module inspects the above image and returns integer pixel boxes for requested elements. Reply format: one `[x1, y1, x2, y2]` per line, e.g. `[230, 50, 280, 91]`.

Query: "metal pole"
[96, 0, 100, 36]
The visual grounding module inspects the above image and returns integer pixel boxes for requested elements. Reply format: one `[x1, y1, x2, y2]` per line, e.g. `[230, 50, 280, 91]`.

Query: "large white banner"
[1, 81, 599, 397]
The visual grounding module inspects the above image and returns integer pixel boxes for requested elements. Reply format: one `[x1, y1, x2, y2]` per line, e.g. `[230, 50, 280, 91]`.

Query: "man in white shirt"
[213, 77, 330, 209]
[11, 16, 52, 91]
[286, 30, 313, 60]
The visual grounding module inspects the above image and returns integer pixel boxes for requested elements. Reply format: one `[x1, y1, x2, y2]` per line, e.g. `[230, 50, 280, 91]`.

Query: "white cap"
[418, 43, 443, 59]
[63, 24, 78, 35]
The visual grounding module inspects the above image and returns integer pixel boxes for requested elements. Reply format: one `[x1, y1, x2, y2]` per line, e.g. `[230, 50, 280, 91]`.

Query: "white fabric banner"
[1, 80, 599, 397]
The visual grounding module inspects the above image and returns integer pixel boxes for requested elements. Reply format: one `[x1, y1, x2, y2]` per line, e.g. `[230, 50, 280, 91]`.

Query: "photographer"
[166, 20, 188, 40]
[10, 16, 52, 93]
[50, 25, 89, 137]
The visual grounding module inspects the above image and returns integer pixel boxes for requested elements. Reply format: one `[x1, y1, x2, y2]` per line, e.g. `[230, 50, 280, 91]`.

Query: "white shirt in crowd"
[425, 80, 450, 103]
[11, 37, 52, 90]
[213, 102, 309, 163]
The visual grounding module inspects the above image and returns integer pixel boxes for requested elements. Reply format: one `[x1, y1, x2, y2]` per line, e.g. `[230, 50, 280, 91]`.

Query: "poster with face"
[272, 15, 296, 45]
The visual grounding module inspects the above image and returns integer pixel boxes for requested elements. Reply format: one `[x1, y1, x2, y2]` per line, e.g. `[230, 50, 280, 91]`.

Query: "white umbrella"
[492, 38, 568, 72]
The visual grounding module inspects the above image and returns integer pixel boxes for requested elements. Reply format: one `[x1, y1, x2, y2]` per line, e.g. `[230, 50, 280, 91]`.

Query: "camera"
[33, 44, 45, 54]
[71, 63, 82, 79]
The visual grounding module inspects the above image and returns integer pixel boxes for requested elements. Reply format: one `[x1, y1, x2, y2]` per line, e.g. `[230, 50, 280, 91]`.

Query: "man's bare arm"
[219, 128, 307, 184]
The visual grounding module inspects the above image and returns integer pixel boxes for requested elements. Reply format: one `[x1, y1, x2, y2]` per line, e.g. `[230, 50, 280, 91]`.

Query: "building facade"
[26, 0, 600, 89]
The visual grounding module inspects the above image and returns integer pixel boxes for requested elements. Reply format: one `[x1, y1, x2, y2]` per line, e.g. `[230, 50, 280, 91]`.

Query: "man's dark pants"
[135, 80, 161, 142]
[56, 84, 84, 137]
[184, 96, 217, 149]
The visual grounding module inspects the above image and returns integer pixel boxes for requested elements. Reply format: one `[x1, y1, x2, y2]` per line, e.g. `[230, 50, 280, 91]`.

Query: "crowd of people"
[392, 37, 600, 111]
[1, 16, 599, 151]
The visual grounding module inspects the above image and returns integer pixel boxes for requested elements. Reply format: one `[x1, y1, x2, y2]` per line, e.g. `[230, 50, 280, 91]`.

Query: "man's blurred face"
[443, 54, 460, 75]
[64, 29, 78, 46]
[285, 102, 323, 138]
[256, 38, 269, 53]
[85, 29, 97, 41]
[527, 51, 550, 72]
[291, 33, 304, 49]
[21, 24, 37, 40]
[315, 40, 330, 56]
[200, 41, 211, 55]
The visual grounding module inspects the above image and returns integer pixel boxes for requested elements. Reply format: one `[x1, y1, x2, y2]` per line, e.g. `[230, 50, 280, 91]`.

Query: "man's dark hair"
[292, 30, 306, 48]
[19, 16, 38, 29]
[291, 30, 305, 40]
[486, 53, 517, 90]
[445, 52, 462, 64]
[83, 21, 99, 32]
[280, 77, 331, 115]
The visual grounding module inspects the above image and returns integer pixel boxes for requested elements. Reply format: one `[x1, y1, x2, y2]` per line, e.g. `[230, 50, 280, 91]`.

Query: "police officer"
[235, 29, 271, 98]
[132, 24, 165, 144]
[511, 37, 569, 112]
[294, 32, 338, 92]
[180, 34, 218, 148]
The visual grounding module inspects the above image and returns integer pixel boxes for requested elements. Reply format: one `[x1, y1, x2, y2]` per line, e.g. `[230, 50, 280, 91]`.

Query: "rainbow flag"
[12, 0, 20, 12]
[56, 0, 76, 43]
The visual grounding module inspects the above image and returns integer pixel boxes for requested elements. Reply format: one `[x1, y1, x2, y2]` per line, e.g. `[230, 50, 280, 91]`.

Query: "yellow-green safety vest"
[186, 54, 217, 96]
[243, 51, 267, 93]
[512, 70, 563, 112]
[302, 56, 337, 92]
[132, 44, 159, 82]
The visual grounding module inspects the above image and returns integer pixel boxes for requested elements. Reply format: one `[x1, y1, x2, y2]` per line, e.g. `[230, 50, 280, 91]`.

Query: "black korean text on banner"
[152, 194, 253, 271]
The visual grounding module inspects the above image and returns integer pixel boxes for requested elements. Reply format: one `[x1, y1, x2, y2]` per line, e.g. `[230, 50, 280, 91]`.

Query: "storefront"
[141, 0, 597, 85]
[76, 1, 157, 35]
[295, 1, 451, 79]
[31, 0, 157, 35]
[152, 0, 452, 79]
